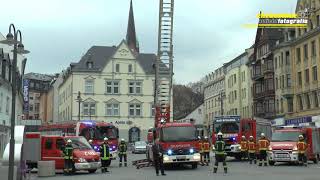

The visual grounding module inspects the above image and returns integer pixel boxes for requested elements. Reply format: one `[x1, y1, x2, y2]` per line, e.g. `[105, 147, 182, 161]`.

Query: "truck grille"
[172, 149, 190, 155]
[86, 158, 99, 162]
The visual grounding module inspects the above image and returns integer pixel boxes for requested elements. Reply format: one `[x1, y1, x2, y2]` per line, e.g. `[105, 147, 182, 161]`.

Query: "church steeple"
[126, 0, 139, 53]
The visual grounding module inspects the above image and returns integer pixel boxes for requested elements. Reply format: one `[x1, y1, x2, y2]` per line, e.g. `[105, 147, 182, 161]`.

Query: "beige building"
[224, 49, 253, 118]
[57, 2, 162, 142]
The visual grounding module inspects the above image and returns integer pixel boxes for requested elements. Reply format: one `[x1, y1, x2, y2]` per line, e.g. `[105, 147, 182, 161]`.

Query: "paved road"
[21, 153, 320, 180]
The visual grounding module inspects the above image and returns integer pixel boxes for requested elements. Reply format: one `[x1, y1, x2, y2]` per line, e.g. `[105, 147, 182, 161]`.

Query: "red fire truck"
[268, 126, 320, 165]
[40, 120, 119, 164]
[211, 116, 271, 160]
[24, 132, 100, 173]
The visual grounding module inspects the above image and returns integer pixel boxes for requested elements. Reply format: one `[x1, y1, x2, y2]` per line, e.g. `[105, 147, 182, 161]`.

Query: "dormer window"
[87, 62, 93, 69]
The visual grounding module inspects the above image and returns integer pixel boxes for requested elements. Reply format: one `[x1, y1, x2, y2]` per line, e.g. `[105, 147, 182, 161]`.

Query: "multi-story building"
[288, 0, 320, 122]
[57, 1, 161, 142]
[203, 67, 226, 130]
[224, 48, 253, 118]
[23, 73, 54, 124]
[250, 28, 284, 120]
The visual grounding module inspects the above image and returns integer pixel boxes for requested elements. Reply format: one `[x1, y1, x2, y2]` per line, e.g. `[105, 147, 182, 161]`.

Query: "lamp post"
[76, 91, 82, 121]
[0, 24, 29, 180]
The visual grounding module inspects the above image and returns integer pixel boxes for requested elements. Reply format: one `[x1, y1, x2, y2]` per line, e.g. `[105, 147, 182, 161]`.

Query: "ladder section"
[155, 0, 174, 124]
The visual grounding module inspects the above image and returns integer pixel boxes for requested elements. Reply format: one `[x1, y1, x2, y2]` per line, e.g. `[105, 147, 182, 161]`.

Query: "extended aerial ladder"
[133, 0, 174, 169]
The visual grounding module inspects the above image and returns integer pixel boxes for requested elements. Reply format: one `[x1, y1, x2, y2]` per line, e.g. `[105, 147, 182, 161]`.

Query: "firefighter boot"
[213, 168, 217, 173]
[224, 167, 227, 174]
[105, 168, 109, 173]
[101, 168, 105, 173]
[264, 162, 268, 166]
[254, 159, 257, 164]
[119, 163, 122, 167]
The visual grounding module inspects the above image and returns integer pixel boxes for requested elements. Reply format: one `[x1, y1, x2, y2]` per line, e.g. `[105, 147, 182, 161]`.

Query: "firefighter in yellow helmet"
[63, 139, 74, 175]
[297, 135, 308, 166]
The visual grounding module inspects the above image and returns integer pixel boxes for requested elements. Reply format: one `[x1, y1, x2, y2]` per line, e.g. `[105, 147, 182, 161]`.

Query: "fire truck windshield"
[97, 126, 118, 140]
[214, 122, 239, 133]
[68, 137, 92, 150]
[161, 126, 197, 142]
[272, 131, 302, 142]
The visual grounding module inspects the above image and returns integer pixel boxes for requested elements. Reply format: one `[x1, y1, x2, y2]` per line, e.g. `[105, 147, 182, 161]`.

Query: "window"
[234, 90, 237, 100]
[275, 77, 278, 89]
[306, 94, 311, 109]
[83, 102, 96, 116]
[45, 139, 53, 149]
[105, 103, 120, 116]
[268, 99, 275, 113]
[276, 99, 279, 113]
[128, 64, 132, 73]
[106, 81, 120, 94]
[87, 62, 93, 69]
[311, 41, 316, 57]
[56, 139, 65, 150]
[305, 69, 310, 83]
[116, 64, 120, 72]
[304, 44, 308, 59]
[35, 103, 40, 112]
[129, 81, 142, 94]
[129, 104, 142, 116]
[280, 52, 284, 67]
[296, 48, 301, 63]
[234, 74, 236, 84]
[285, 51, 290, 65]
[298, 72, 302, 85]
[6, 97, 10, 114]
[85, 79, 94, 94]
[317, 15, 320, 26]
[312, 66, 318, 81]
[298, 95, 303, 110]
[275, 57, 278, 69]
[288, 98, 293, 112]
[280, 99, 284, 113]
[286, 74, 291, 87]
[314, 91, 319, 108]
[29, 104, 33, 111]
[29, 96, 33, 100]
[151, 104, 155, 116]
[266, 78, 274, 91]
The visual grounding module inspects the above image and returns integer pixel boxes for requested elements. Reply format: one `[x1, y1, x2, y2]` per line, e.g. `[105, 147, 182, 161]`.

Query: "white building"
[56, 1, 163, 142]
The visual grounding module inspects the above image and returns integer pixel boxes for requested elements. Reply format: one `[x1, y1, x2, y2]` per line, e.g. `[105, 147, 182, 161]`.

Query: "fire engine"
[211, 116, 271, 160]
[268, 126, 320, 165]
[40, 120, 119, 165]
[23, 132, 100, 173]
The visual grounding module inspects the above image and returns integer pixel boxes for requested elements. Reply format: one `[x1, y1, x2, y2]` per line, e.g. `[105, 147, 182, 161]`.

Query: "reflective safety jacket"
[214, 140, 225, 155]
[248, 141, 256, 153]
[199, 141, 204, 153]
[240, 140, 248, 151]
[258, 138, 269, 151]
[297, 141, 307, 154]
[63, 144, 73, 160]
[100, 143, 110, 160]
[203, 142, 210, 152]
[119, 143, 127, 155]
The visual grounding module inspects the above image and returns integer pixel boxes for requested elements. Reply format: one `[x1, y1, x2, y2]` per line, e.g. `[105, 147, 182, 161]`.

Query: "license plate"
[275, 154, 289, 158]
[82, 164, 89, 168]
[177, 156, 186, 159]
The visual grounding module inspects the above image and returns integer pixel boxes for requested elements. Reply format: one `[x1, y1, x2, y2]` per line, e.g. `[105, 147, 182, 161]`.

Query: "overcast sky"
[1, 0, 297, 84]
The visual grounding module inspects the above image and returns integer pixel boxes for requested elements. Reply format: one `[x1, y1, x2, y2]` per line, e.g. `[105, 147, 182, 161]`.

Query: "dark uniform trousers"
[214, 154, 227, 170]
[152, 144, 165, 175]
[119, 143, 128, 166]
[248, 153, 257, 164]
[259, 150, 267, 166]
[298, 153, 307, 165]
[100, 144, 110, 172]
[63, 145, 74, 175]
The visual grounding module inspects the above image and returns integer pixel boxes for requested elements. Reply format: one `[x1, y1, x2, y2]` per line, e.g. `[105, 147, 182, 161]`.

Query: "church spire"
[126, 0, 139, 53]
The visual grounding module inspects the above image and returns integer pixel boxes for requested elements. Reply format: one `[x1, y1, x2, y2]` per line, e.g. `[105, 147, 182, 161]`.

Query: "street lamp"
[76, 91, 82, 121]
[0, 23, 29, 180]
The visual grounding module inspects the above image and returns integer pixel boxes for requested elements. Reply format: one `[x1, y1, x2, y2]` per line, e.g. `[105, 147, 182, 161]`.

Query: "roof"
[71, 45, 157, 74]
[24, 72, 54, 82]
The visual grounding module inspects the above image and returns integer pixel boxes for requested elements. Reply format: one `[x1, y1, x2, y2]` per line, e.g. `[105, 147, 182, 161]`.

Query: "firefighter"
[152, 130, 166, 176]
[240, 136, 248, 161]
[297, 135, 308, 166]
[213, 132, 227, 173]
[248, 136, 257, 164]
[258, 133, 269, 166]
[198, 136, 205, 166]
[100, 137, 110, 173]
[203, 136, 211, 166]
[88, 139, 94, 149]
[119, 138, 128, 167]
[63, 139, 74, 175]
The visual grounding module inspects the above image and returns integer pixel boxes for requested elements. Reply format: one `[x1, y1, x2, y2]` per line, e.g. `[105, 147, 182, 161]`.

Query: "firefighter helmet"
[204, 136, 208, 139]
[261, 133, 265, 137]
[198, 136, 201, 140]
[103, 137, 108, 141]
[249, 135, 253, 139]
[217, 132, 223, 136]
[121, 138, 125, 142]
[241, 136, 245, 139]
[299, 135, 304, 139]
[88, 139, 93, 143]
[67, 139, 72, 143]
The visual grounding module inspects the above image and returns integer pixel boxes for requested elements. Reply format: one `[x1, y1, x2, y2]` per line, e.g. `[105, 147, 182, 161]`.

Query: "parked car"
[132, 141, 147, 154]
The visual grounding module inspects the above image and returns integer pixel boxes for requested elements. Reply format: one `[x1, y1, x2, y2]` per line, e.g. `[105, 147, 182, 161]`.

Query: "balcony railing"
[281, 87, 293, 98]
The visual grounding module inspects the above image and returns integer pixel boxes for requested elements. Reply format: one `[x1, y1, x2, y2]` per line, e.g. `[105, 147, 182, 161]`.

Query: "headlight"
[167, 149, 173, 155]
[193, 154, 201, 160]
[268, 146, 272, 151]
[79, 158, 87, 163]
[189, 148, 194, 154]
[293, 146, 298, 151]
[238, 146, 241, 150]
[163, 156, 169, 162]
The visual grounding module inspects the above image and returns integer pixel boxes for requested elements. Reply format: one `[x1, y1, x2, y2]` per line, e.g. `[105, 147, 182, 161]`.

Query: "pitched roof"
[71, 45, 157, 74]
[24, 72, 54, 82]
[126, 0, 139, 53]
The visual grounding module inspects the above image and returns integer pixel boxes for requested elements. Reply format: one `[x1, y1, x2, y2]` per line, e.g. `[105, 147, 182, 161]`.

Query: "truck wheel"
[191, 163, 198, 169]
[106, 160, 111, 167]
[88, 169, 96, 173]
[313, 158, 318, 164]
[269, 161, 275, 166]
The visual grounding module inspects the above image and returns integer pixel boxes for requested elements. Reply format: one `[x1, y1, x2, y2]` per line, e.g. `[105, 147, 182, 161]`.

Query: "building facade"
[57, 2, 162, 142]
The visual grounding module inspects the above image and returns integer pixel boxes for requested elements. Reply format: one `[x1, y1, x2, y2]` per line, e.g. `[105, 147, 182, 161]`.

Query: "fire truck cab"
[268, 126, 320, 165]
[146, 122, 201, 169]
[24, 132, 100, 173]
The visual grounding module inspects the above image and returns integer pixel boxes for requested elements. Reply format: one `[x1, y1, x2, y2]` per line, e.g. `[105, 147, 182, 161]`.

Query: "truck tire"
[88, 169, 97, 173]
[269, 161, 275, 166]
[313, 158, 318, 164]
[191, 163, 198, 169]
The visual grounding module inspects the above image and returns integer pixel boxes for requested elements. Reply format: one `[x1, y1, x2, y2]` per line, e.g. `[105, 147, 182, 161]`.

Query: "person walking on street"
[100, 137, 110, 173]
[203, 136, 211, 166]
[297, 135, 308, 166]
[63, 139, 74, 175]
[213, 132, 227, 174]
[198, 136, 205, 166]
[248, 136, 257, 164]
[119, 138, 128, 167]
[152, 130, 166, 176]
[258, 133, 269, 166]
[240, 136, 248, 161]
